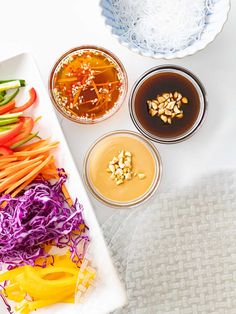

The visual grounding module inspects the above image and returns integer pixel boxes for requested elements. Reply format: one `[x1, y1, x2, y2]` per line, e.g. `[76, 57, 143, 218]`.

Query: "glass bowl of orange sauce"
[49, 46, 128, 124]
[84, 130, 162, 208]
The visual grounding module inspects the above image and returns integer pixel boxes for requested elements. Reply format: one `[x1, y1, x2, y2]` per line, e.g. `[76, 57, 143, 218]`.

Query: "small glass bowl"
[84, 130, 162, 208]
[48, 45, 128, 124]
[129, 65, 207, 144]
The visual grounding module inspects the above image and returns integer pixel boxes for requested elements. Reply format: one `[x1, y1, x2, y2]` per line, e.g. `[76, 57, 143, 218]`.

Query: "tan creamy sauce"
[88, 136, 156, 203]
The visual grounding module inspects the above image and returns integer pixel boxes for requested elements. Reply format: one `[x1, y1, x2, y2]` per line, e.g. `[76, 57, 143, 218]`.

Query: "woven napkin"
[102, 169, 236, 314]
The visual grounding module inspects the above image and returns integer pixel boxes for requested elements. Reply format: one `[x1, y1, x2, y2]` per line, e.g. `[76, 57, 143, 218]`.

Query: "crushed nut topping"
[106, 150, 146, 185]
[147, 91, 189, 124]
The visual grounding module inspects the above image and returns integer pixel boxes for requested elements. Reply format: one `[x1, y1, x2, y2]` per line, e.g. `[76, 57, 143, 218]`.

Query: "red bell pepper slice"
[4, 117, 34, 147]
[0, 100, 16, 115]
[0, 121, 24, 146]
[0, 146, 13, 156]
[10, 88, 37, 113]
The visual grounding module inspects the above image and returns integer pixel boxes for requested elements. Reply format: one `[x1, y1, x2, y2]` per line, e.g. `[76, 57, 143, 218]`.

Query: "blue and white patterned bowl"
[100, 0, 231, 59]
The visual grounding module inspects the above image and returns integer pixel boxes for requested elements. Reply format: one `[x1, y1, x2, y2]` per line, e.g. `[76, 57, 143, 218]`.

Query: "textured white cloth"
[103, 169, 236, 313]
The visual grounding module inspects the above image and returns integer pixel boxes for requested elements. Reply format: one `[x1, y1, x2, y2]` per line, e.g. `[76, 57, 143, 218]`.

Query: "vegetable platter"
[0, 52, 126, 314]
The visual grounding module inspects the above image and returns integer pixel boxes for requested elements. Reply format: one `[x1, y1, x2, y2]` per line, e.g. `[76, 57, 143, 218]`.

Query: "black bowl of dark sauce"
[129, 65, 207, 144]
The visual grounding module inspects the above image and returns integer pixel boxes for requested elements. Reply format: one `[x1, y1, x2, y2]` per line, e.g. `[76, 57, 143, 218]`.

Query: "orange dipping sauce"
[51, 47, 127, 123]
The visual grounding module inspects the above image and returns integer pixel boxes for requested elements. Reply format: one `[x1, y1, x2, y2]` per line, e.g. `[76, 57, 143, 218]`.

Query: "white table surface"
[0, 0, 235, 225]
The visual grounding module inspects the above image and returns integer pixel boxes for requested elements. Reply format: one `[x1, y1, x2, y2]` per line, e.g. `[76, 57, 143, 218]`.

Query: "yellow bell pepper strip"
[0, 268, 21, 282]
[21, 267, 78, 298]
[4, 284, 25, 302]
[16, 290, 74, 314]
[27, 292, 73, 311]
[0, 253, 96, 314]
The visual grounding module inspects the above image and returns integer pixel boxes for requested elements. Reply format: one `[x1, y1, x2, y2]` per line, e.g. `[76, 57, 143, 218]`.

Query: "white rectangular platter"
[0, 52, 126, 314]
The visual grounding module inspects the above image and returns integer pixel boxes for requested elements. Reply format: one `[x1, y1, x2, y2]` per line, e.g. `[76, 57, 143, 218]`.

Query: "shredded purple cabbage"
[0, 170, 89, 269]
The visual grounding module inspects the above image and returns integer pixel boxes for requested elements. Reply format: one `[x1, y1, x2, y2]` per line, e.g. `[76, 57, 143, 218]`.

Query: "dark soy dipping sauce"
[134, 72, 200, 139]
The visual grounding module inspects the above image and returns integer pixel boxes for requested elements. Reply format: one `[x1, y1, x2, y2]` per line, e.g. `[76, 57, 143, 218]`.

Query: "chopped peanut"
[147, 91, 189, 124]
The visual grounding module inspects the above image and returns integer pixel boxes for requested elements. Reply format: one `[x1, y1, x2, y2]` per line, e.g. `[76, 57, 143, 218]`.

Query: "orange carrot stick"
[0, 161, 42, 193]
[87, 99, 107, 113]
[61, 184, 73, 207]
[91, 80, 101, 101]
[91, 65, 114, 69]
[4, 155, 52, 195]
[15, 139, 50, 152]
[0, 157, 18, 163]
[57, 77, 78, 83]
[73, 76, 87, 106]
[11, 173, 39, 198]
[0, 157, 43, 179]
[73, 88, 83, 106]
[13, 143, 59, 157]
[1, 158, 31, 170]
[0, 161, 16, 169]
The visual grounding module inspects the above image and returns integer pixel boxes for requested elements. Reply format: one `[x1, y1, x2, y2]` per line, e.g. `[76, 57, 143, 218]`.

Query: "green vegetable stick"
[0, 126, 12, 132]
[0, 118, 19, 126]
[0, 79, 25, 86]
[0, 88, 19, 106]
[0, 112, 23, 119]
[0, 80, 21, 92]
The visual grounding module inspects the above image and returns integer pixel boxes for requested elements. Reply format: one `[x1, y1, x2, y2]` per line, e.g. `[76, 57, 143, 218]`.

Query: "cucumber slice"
[0, 88, 19, 106]
[0, 118, 18, 126]
[0, 80, 22, 92]
[0, 112, 23, 119]
[0, 79, 25, 86]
